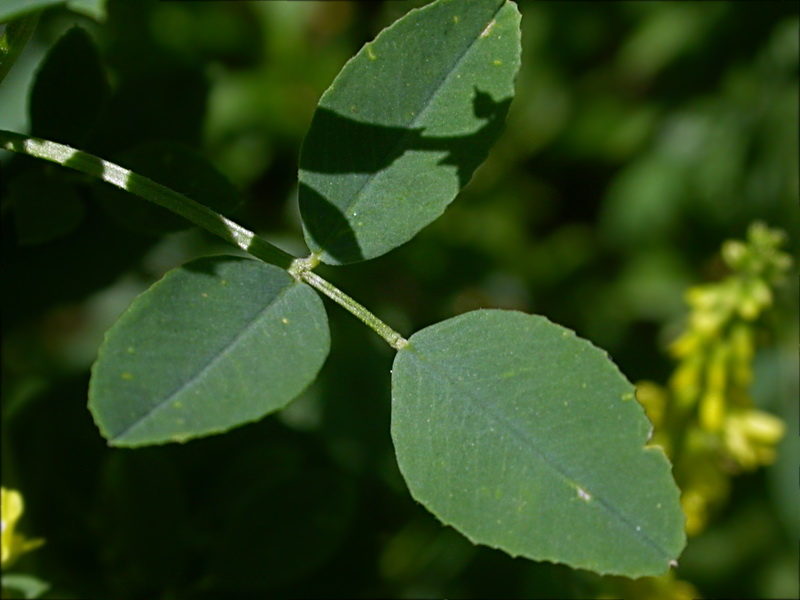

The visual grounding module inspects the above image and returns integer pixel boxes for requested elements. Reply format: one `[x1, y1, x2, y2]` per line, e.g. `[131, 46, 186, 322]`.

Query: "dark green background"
[1, 1, 797, 598]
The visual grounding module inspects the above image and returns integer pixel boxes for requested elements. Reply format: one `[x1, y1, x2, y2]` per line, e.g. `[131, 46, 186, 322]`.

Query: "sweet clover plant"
[0, 0, 686, 577]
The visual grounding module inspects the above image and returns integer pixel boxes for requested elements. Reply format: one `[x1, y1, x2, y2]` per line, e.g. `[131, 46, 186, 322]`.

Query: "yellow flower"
[1, 487, 44, 568]
[668, 354, 703, 409]
[677, 428, 730, 536]
[728, 323, 754, 391]
[722, 409, 785, 470]
[656, 224, 791, 538]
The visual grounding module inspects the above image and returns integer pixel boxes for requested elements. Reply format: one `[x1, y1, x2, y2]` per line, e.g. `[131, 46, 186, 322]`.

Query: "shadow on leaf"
[299, 88, 512, 263]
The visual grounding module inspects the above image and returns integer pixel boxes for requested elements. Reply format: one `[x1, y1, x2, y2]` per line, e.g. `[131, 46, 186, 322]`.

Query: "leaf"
[299, 0, 521, 264]
[207, 434, 357, 591]
[391, 310, 686, 577]
[0, 0, 65, 23]
[0, 0, 102, 23]
[0, 574, 51, 600]
[96, 451, 190, 585]
[66, 0, 107, 22]
[0, 13, 40, 86]
[89, 68, 209, 153]
[89, 256, 329, 447]
[9, 169, 85, 244]
[29, 26, 109, 146]
[91, 140, 244, 235]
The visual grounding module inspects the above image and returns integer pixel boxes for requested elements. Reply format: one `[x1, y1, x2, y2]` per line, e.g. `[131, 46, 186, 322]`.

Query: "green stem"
[0, 130, 295, 269]
[298, 267, 409, 351]
[1, 129, 411, 351]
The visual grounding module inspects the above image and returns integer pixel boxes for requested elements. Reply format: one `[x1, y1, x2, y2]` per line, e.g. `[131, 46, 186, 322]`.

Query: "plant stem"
[0, 130, 295, 269]
[1, 129, 411, 351]
[299, 269, 409, 351]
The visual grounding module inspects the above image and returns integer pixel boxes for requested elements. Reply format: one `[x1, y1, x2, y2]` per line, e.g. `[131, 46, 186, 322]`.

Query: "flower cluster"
[1, 487, 44, 569]
[638, 222, 791, 536]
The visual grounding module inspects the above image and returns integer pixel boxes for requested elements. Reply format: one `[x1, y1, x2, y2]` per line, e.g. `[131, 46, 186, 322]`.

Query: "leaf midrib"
[310, 0, 508, 255]
[403, 343, 674, 563]
[110, 280, 303, 442]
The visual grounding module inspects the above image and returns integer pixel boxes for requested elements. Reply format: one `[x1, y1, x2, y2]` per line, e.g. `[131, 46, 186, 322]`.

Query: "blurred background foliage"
[1, 1, 797, 598]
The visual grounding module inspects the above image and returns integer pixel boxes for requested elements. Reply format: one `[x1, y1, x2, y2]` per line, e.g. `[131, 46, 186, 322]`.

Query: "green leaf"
[29, 26, 109, 146]
[299, 0, 521, 264]
[66, 0, 107, 21]
[9, 169, 85, 244]
[0, 574, 50, 600]
[391, 310, 686, 577]
[0, 0, 103, 23]
[0, 0, 65, 23]
[207, 434, 357, 590]
[0, 13, 40, 86]
[95, 450, 190, 586]
[91, 140, 243, 235]
[89, 256, 329, 447]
